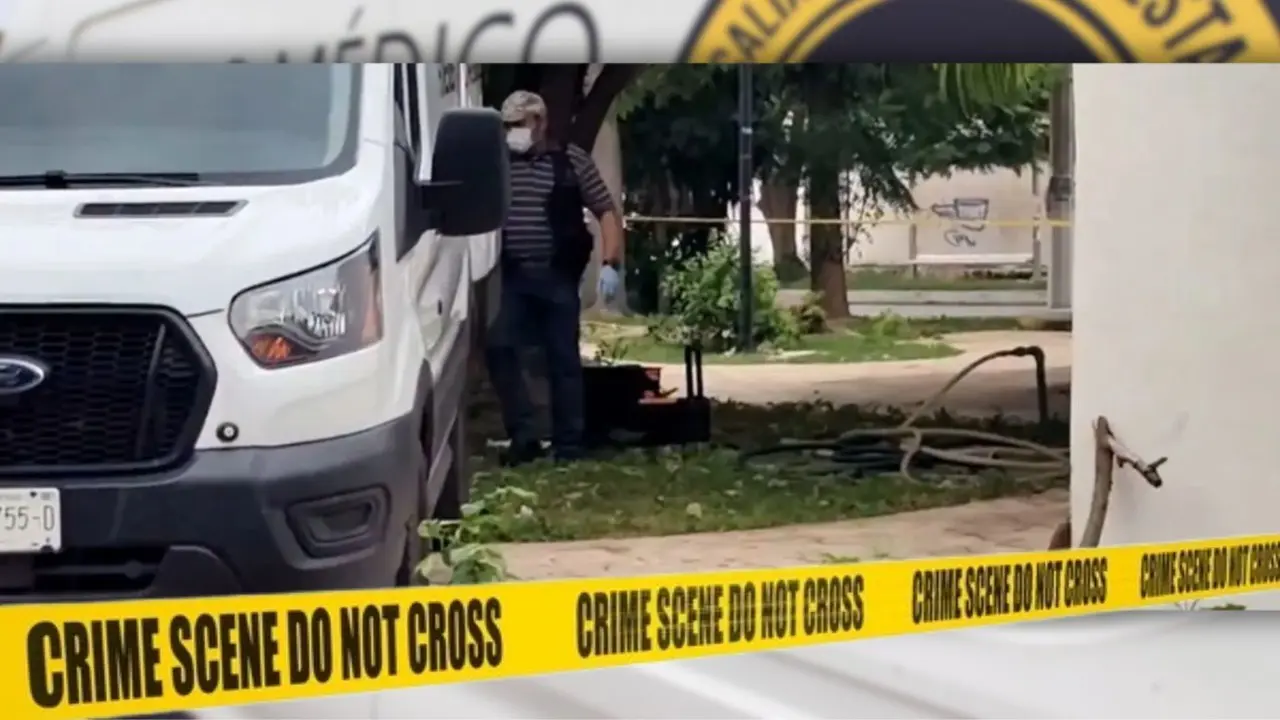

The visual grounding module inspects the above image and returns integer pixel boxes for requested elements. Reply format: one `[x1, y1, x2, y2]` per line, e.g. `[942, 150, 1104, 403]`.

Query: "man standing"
[486, 90, 625, 464]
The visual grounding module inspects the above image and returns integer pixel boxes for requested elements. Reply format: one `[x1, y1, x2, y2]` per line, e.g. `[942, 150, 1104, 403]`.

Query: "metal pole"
[1047, 65, 1074, 312]
[737, 64, 755, 352]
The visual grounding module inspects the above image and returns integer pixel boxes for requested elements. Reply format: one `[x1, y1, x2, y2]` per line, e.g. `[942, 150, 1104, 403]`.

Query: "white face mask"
[506, 127, 533, 153]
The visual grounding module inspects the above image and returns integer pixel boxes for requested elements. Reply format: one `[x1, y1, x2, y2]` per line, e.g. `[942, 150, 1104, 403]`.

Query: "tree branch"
[536, 65, 584, 144]
[571, 64, 644, 148]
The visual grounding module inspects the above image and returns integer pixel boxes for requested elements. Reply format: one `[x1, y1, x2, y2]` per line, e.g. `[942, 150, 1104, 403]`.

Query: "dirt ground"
[503, 331, 1072, 580]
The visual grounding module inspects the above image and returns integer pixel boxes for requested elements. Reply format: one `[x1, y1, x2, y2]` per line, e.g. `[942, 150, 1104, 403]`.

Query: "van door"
[404, 63, 470, 458]
[459, 63, 501, 285]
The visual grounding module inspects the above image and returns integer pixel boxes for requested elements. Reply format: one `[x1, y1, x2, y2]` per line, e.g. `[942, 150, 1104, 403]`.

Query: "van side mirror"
[422, 108, 509, 236]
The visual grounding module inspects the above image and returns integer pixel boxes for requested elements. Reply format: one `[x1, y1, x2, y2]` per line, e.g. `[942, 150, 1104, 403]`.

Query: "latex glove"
[598, 265, 621, 301]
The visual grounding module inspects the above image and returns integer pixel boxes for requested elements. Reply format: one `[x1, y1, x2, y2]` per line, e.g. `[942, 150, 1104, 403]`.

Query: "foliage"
[851, 310, 988, 342]
[417, 485, 539, 585]
[934, 63, 1063, 113]
[620, 328, 956, 365]
[842, 184, 886, 257]
[859, 311, 916, 341]
[649, 234, 799, 352]
[615, 63, 1054, 202]
[762, 64, 1050, 206]
[616, 65, 744, 313]
[789, 292, 828, 335]
[843, 313, 1025, 337]
[616, 63, 1053, 316]
[590, 336, 632, 365]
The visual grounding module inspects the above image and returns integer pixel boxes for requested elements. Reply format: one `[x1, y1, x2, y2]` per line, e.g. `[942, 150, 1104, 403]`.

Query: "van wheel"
[437, 312, 473, 523]
[395, 426, 431, 587]
[434, 412, 468, 523]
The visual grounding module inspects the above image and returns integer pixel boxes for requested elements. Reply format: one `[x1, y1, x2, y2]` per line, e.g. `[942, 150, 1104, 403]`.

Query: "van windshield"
[0, 64, 360, 186]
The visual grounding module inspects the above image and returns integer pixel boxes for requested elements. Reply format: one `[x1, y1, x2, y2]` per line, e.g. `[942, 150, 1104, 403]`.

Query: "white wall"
[1071, 64, 1280, 609]
[727, 166, 1044, 268]
[852, 166, 1045, 266]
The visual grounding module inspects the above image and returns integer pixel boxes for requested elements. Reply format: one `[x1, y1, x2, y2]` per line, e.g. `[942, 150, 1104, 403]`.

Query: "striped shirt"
[503, 143, 616, 266]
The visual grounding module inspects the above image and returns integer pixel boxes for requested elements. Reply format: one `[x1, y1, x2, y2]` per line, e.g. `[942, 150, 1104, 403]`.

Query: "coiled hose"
[738, 346, 1070, 489]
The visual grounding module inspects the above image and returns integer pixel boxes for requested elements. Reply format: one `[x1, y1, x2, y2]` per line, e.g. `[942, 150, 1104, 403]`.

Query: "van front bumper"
[0, 415, 421, 604]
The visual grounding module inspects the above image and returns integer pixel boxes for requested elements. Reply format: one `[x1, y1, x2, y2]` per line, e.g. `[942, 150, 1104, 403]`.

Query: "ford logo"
[0, 356, 49, 395]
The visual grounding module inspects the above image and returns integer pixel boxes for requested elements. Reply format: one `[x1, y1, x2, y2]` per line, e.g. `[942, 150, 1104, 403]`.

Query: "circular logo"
[681, 0, 1280, 62]
[0, 356, 48, 396]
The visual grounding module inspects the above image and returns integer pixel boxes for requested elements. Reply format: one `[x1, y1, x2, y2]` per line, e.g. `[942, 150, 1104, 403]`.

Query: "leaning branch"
[571, 64, 645, 148]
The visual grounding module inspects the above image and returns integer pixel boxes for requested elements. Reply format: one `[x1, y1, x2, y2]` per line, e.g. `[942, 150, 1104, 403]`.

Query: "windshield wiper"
[0, 170, 206, 188]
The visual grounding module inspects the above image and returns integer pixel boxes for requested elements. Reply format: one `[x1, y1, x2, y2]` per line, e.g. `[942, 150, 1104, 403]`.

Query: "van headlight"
[228, 235, 383, 369]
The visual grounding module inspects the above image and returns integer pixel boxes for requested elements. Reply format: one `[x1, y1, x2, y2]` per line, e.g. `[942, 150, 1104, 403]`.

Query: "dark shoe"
[500, 441, 545, 467]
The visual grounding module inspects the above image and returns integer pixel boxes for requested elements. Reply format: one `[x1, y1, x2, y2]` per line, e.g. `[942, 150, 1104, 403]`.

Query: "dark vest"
[545, 149, 594, 280]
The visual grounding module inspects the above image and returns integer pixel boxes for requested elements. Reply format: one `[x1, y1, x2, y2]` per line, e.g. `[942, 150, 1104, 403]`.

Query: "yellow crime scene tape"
[5, 533, 1280, 719]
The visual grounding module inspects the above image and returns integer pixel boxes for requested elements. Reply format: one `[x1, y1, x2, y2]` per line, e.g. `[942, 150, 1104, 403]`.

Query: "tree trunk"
[537, 66, 584, 144]
[482, 64, 641, 149]
[807, 165, 850, 319]
[758, 174, 805, 283]
[570, 64, 644, 148]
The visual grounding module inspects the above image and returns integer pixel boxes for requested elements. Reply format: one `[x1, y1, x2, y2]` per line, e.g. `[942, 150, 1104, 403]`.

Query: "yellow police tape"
[6, 533, 1280, 719]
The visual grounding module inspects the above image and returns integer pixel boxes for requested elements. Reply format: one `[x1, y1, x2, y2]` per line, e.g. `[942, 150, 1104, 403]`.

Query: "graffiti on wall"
[930, 197, 990, 248]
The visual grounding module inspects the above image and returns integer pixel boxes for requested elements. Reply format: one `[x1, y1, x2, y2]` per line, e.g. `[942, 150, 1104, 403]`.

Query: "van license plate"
[0, 489, 61, 553]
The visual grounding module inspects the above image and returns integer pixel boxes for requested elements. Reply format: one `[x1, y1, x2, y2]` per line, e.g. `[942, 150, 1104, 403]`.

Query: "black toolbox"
[582, 345, 710, 448]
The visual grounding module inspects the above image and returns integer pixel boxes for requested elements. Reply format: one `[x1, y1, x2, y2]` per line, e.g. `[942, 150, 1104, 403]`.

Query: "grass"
[466, 400, 1069, 543]
[582, 311, 1005, 366]
[611, 331, 959, 365]
[835, 314, 1026, 338]
[782, 268, 1048, 292]
[583, 310, 1034, 358]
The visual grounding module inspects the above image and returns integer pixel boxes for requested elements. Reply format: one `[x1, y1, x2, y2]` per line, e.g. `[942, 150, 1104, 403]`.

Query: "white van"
[0, 63, 505, 598]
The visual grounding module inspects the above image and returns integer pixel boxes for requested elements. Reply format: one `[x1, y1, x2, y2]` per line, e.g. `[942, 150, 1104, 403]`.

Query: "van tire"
[399, 288, 479, 587]
[436, 301, 475, 524]
[434, 409, 468, 523]
[395, 423, 431, 587]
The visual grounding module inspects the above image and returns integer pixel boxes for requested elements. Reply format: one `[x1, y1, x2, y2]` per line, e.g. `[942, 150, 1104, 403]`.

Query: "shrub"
[650, 235, 799, 352]
[859, 310, 916, 341]
[418, 485, 538, 584]
[788, 291, 828, 335]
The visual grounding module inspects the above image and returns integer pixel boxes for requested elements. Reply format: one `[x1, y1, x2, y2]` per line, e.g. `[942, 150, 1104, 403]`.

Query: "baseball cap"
[501, 91, 547, 124]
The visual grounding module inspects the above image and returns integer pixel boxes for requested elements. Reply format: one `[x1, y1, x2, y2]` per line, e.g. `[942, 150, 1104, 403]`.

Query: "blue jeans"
[484, 264, 584, 457]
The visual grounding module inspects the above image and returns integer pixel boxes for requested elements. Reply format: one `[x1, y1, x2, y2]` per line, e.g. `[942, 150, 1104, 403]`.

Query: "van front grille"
[0, 307, 215, 476]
